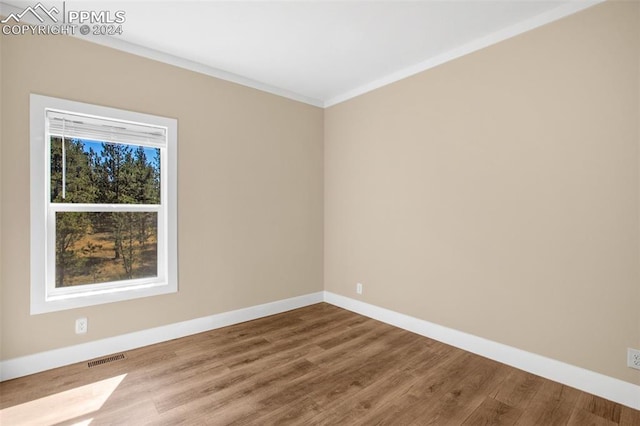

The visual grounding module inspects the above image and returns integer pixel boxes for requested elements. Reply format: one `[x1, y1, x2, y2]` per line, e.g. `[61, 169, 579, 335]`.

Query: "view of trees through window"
[51, 137, 160, 287]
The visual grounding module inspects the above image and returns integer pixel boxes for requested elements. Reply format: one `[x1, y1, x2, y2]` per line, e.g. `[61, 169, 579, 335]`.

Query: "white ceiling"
[1, 1, 602, 107]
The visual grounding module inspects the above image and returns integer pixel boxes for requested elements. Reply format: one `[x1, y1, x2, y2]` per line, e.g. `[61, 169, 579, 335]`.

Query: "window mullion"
[50, 203, 161, 213]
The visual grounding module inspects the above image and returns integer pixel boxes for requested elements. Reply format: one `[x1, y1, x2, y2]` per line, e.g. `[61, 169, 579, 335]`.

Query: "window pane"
[55, 212, 158, 287]
[50, 138, 161, 204]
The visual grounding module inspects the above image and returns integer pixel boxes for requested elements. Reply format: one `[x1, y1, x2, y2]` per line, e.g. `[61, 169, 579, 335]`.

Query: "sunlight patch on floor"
[0, 374, 126, 426]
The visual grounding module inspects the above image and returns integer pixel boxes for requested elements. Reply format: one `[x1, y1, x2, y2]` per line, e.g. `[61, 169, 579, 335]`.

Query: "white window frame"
[30, 94, 178, 314]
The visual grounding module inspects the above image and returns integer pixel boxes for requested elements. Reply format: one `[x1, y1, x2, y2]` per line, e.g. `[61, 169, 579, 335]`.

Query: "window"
[30, 94, 178, 314]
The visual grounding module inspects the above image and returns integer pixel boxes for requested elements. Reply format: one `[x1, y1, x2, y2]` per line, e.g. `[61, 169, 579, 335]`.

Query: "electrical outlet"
[356, 282, 363, 295]
[628, 348, 640, 370]
[75, 317, 88, 334]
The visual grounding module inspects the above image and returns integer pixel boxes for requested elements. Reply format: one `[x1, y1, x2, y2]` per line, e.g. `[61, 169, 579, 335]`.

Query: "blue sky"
[82, 140, 159, 166]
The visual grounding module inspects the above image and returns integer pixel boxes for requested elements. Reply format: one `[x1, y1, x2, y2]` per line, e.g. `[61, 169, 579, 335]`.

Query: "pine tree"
[51, 138, 95, 286]
[52, 138, 160, 285]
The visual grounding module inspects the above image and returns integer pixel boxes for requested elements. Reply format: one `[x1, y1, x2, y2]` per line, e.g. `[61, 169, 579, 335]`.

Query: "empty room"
[1, 0, 639, 424]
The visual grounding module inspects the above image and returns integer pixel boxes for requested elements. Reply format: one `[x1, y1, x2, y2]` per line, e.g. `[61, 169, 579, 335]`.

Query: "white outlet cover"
[75, 317, 88, 334]
[627, 348, 640, 370]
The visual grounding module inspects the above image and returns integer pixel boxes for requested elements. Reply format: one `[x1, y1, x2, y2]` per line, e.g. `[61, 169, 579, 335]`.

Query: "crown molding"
[2, 1, 604, 109]
[323, 0, 606, 107]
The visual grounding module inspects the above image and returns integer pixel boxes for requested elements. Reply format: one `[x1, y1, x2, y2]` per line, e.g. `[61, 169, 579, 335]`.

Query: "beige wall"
[0, 21, 4, 359]
[325, 1, 640, 385]
[638, 1, 640, 358]
[0, 31, 324, 359]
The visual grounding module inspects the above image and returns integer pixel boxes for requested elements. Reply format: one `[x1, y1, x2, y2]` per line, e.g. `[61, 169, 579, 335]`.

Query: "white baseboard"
[323, 291, 640, 410]
[0, 292, 324, 381]
[3, 290, 638, 411]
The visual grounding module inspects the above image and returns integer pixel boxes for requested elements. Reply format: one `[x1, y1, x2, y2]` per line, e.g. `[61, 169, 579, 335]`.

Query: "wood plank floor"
[1, 303, 639, 425]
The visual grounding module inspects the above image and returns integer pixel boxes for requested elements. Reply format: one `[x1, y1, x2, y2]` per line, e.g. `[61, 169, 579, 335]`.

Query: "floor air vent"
[88, 353, 126, 368]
